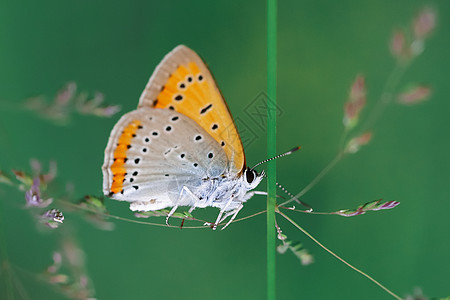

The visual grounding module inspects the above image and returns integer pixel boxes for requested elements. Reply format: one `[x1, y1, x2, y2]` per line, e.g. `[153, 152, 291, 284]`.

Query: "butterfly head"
[242, 167, 264, 189]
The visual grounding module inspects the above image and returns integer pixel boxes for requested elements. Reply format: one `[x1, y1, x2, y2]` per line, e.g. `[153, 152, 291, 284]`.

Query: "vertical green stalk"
[267, 0, 277, 299]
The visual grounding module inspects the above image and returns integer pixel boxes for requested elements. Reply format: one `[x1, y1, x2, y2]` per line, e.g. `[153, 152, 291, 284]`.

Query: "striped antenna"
[250, 146, 301, 171]
[276, 182, 313, 211]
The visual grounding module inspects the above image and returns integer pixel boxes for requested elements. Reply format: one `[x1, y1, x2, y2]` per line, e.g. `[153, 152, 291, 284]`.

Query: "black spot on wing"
[200, 104, 212, 115]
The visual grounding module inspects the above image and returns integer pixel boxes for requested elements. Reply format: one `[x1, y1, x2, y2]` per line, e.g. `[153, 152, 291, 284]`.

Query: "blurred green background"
[1, 1, 449, 299]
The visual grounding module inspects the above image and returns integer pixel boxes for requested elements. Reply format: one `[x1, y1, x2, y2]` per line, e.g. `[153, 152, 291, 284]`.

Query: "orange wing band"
[110, 120, 141, 194]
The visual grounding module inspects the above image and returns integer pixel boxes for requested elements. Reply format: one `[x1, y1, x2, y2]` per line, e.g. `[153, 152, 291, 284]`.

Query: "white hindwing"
[102, 107, 228, 210]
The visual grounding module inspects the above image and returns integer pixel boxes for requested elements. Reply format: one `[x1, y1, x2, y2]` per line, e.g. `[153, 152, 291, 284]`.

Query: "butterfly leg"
[212, 196, 235, 230]
[253, 191, 268, 196]
[218, 190, 263, 229]
[218, 204, 242, 223]
[166, 186, 199, 226]
[214, 190, 263, 230]
[166, 205, 179, 226]
[219, 203, 244, 230]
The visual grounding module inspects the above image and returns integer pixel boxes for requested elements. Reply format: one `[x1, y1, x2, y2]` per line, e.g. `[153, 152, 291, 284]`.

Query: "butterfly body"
[103, 45, 263, 228]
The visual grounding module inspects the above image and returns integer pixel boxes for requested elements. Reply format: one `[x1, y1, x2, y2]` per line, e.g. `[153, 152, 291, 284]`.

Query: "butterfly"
[102, 45, 264, 229]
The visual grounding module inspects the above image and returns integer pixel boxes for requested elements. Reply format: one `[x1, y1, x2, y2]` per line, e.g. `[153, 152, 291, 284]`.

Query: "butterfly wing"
[102, 107, 228, 210]
[138, 45, 245, 175]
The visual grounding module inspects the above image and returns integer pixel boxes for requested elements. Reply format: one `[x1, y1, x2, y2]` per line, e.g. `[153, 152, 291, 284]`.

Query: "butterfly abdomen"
[189, 175, 249, 211]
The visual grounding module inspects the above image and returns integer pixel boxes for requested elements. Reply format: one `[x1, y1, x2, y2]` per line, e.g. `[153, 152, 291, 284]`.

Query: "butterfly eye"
[245, 168, 256, 183]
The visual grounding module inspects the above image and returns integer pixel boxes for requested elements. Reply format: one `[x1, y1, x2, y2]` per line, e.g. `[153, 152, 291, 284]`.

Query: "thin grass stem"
[278, 206, 331, 215]
[61, 201, 208, 229]
[360, 62, 409, 132]
[232, 210, 267, 223]
[63, 200, 265, 229]
[277, 210, 402, 300]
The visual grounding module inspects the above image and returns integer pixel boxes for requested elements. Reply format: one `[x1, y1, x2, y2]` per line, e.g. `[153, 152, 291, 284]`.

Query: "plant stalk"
[267, 0, 277, 299]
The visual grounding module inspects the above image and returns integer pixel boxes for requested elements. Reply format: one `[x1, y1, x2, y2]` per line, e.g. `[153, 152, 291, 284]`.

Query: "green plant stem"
[267, 0, 277, 299]
[278, 210, 402, 300]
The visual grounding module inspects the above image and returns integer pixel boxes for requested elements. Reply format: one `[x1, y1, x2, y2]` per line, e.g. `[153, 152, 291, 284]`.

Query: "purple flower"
[25, 177, 53, 207]
[336, 199, 400, 217]
[374, 200, 400, 211]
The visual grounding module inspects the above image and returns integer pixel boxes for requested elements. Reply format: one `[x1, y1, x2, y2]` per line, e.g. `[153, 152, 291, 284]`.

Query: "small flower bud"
[413, 8, 436, 39]
[55, 82, 76, 105]
[390, 30, 407, 60]
[96, 105, 121, 117]
[345, 132, 372, 154]
[277, 232, 287, 241]
[298, 250, 314, 266]
[343, 75, 366, 129]
[397, 85, 431, 105]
